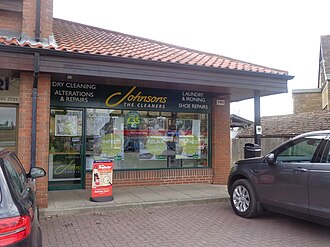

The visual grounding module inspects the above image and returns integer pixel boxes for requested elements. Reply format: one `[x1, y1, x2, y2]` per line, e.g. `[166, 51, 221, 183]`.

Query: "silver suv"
[0, 148, 46, 246]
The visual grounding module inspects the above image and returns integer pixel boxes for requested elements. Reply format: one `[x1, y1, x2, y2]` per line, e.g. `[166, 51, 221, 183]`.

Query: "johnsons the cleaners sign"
[51, 82, 211, 113]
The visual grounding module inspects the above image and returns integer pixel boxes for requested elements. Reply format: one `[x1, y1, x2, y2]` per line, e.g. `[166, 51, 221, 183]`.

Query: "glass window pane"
[3, 156, 26, 193]
[277, 136, 322, 163]
[0, 106, 16, 149]
[86, 109, 209, 170]
[49, 109, 83, 185]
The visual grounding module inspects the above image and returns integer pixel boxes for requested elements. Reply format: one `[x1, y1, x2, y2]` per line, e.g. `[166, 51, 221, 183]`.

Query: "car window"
[9, 154, 27, 184]
[3, 155, 26, 194]
[276, 136, 323, 163]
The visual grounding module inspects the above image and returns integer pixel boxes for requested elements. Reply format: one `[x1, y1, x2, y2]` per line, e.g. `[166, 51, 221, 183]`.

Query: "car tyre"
[230, 179, 258, 218]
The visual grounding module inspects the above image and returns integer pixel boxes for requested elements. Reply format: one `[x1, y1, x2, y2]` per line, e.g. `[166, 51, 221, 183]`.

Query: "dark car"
[228, 130, 330, 226]
[0, 148, 46, 246]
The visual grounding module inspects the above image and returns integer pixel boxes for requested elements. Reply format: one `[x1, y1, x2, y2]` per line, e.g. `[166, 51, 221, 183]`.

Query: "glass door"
[48, 109, 84, 190]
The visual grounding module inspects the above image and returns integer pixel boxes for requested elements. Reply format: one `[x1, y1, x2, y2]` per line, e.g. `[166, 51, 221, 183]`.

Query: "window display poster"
[90, 162, 113, 202]
[176, 120, 201, 159]
[48, 154, 81, 181]
[94, 117, 124, 161]
[139, 136, 167, 160]
[125, 111, 141, 129]
[55, 114, 78, 136]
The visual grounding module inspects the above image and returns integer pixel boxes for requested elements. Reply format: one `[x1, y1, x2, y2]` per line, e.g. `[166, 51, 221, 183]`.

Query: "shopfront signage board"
[51, 82, 211, 113]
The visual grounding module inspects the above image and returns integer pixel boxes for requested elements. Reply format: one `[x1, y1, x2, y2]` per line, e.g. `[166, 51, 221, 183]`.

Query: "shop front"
[49, 81, 212, 190]
[0, 0, 293, 206]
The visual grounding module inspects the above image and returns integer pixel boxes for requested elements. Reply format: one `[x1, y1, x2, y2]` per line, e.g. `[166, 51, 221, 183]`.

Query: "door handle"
[293, 167, 307, 172]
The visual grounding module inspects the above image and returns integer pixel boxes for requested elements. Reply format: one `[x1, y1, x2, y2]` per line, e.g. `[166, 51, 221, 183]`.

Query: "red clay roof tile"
[0, 18, 288, 75]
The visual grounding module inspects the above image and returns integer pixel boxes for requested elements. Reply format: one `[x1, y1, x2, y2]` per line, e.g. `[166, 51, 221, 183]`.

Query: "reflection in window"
[48, 109, 83, 184]
[3, 157, 25, 193]
[86, 109, 209, 170]
[325, 142, 330, 163]
[0, 106, 17, 150]
[276, 137, 322, 163]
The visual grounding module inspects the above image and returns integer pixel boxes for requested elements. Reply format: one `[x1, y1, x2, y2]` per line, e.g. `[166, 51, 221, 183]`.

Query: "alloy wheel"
[233, 185, 250, 213]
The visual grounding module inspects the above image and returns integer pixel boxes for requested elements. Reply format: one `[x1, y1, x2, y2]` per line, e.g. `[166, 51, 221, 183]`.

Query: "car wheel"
[230, 179, 258, 218]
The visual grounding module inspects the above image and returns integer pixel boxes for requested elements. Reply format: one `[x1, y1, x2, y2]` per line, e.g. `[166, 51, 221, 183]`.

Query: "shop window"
[86, 109, 209, 170]
[0, 106, 17, 152]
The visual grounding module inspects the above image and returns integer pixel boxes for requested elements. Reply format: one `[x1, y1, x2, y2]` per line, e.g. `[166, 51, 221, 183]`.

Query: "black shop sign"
[51, 81, 211, 113]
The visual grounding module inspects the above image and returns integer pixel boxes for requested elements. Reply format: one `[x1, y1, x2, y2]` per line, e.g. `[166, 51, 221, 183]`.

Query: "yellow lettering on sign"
[105, 86, 167, 107]
[105, 86, 137, 107]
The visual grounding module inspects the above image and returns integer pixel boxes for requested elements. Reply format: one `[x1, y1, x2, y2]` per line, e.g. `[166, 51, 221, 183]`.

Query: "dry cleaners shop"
[49, 81, 212, 190]
[0, 2, 292, 208]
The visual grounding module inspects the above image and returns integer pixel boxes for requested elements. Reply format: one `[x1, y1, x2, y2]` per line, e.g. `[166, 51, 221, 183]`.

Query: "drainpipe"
[35, 0, 41, 42]
[254, 90, 261, 146]
[31, 0, 41, 168]
[31, 53, 39, 168]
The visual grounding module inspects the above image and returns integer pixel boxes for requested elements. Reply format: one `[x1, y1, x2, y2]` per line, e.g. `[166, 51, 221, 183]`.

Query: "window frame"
[274, 135, 326, 163]
[319, 137, 330, 163]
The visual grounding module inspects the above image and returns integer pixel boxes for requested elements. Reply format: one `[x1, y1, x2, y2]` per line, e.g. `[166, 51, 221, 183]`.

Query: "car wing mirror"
[265, 153, 275, 165]
[28, 167, 46, 179]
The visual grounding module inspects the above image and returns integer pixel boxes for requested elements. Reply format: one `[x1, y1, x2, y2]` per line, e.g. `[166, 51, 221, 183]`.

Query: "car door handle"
[293, 167, 307, 172]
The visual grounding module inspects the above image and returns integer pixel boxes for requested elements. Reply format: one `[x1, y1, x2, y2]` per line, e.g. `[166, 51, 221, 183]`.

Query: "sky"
[53, 0, 330, 121]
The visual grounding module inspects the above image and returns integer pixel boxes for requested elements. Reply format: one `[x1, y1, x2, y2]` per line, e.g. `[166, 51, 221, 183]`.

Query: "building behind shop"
[232, 34, 330, 164]
[0, 0, 293, 208]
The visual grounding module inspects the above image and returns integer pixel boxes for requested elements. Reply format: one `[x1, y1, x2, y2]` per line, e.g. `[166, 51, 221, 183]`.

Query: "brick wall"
[293, 91, 322, 113]
[22, 0, 53, 39]
[212, 97, 231, 184]
[0, 10, 22, 32]
[0, 0, 53, 39]
[85, 168, 213, 189]
[18, 73, 33, 169]
[18, 72, 51, 208]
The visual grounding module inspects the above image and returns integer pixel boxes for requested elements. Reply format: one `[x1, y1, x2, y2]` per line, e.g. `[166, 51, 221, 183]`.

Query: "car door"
[308, 136, 330, 225]
[256, 134, 325, 220]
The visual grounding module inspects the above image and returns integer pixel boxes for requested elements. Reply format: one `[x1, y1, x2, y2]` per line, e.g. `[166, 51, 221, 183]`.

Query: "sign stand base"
[90, 195, 113, 202]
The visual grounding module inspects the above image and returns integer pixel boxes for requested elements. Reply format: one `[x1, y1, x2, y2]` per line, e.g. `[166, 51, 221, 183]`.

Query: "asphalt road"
[41, 202, 330, 247]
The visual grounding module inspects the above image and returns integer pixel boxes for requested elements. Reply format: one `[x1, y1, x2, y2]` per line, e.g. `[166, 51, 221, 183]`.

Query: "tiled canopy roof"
[230, 114, 253, 128]
[238, 111, 330, 138]
[0, 18, 288, 76]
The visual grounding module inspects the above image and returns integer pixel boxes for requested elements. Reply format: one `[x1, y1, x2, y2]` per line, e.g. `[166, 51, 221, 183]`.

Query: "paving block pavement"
[41, 202, 330, 247]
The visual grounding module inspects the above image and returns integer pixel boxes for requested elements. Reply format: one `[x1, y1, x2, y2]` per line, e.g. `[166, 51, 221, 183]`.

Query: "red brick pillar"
[22, 0, 53, 38]
[18, 72, 51, 208]
[212, 97, 231, 184]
